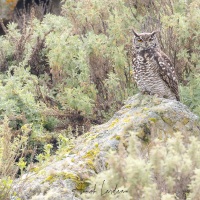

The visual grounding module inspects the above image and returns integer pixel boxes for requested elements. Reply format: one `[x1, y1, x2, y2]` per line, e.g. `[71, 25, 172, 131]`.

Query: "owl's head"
[132, 30, 159, 51]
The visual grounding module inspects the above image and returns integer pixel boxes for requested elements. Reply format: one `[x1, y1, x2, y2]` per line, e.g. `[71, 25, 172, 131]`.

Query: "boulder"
[13, 94, 200, 200]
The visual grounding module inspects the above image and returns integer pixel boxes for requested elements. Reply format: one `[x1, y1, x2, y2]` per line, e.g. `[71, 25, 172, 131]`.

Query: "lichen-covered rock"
[14, 94, 200, 200]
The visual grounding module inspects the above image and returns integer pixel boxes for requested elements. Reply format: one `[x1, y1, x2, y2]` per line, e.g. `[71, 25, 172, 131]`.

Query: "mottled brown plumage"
[132, 30, 180, 101]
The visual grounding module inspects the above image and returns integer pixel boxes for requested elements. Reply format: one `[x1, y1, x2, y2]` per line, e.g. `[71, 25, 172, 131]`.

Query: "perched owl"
[132, 30, 180, 101]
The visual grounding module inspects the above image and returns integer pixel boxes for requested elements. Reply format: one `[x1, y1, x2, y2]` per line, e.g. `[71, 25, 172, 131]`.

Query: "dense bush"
[0, 0, 139, 132]
[0, 117, 28, 200]
[81, 132, 200, 200]
[180, 73, 200, 117]
[0, 0, 200, 131]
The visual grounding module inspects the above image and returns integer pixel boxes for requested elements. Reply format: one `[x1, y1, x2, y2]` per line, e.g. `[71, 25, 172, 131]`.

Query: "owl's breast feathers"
[154, 50, 180, 101]
[132, 49, 180, 101]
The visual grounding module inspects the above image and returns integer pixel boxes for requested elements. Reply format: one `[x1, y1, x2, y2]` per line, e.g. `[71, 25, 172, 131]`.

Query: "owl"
[132, 30, 180, 101]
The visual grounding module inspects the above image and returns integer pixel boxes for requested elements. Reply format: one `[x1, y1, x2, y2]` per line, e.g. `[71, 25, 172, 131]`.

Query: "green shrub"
[0, 66, 44, 128]
[1, 0, 199, 128]
[180, 74, 200, 117]
[0, 117, 28, 200]
[81, 132, 200, 200]
[43, 116, 59, 132]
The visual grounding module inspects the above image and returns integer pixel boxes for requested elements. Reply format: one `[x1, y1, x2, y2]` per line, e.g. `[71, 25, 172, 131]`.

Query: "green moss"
[76, 181, 89, 191]
[82, 146, 100, 159]
[86, 134, 98, 141]
[86, 159, 96, 170]
[143, 107, 149, 111]
[30, 166, 40, 173]
[62, 172, 89, 191]
[61, 172, 79, 180]
[182, 117, 189, 125]
[161, 116, 173, 125]
[124, 104, 132, 109]
[45, 172, 89, 191]
[94, 143, 99, 147]
[45, 174, 56, 183]
[115, 135, 121, 140]
[82, 146, 100, 171]
[149, 118, 158, 123]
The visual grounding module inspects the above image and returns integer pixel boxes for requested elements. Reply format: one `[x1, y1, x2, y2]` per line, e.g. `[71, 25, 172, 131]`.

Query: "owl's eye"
[137, 38, 143, 42]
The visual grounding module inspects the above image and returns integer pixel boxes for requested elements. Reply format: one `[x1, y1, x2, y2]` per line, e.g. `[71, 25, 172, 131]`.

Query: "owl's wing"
[132, 50, 139, 81]
[154, 51, 180, 101]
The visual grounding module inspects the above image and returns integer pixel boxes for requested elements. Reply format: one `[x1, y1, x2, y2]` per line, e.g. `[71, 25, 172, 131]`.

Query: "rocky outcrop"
[14, 94, 199, 200]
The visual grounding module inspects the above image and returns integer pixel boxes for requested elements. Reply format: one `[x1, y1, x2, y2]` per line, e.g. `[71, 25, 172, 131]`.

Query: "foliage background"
[0, 0, 200, 199]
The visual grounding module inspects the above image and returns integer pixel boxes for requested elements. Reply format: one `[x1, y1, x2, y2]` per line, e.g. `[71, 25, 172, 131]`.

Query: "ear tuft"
[151, 30, 160, 36]
[132, 29, 139, 37]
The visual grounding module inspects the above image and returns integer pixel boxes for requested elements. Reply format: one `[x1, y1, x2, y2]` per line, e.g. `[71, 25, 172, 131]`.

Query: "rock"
[13, 94, 200, 200]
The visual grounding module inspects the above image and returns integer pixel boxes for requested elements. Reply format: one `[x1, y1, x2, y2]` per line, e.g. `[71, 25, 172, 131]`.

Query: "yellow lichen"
[62, 172, 79, 180]
[62, 172, 89, 191]
[82, 146, 100, 171]
[162, 116, 173, 125]
[109, 119, 119, 129]
[82, 146, 100, 159]
[182, 117, 189, 125]
[124, 104, 132, 109]
[86, 159, 96, 170]
[94, 143, 99, 147]
[115, 135, 121, 140]
[45, 174, 57, 183]
[76, 181, 90, 191]
[86, 134, 98, 141]
[30, 166, 40, 173]
[123, 117, 131, 123]
[45, 172, 89, 191]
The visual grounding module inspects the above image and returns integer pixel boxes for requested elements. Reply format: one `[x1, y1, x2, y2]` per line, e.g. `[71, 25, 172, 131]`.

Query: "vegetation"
[81, 132, 200, 200]
[0, 0, 199, 199]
